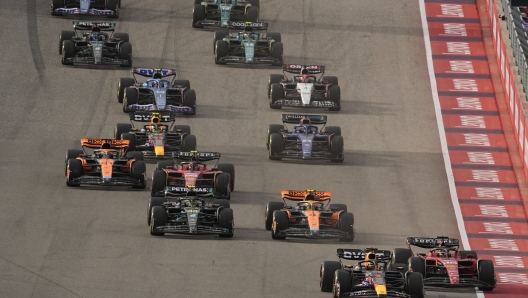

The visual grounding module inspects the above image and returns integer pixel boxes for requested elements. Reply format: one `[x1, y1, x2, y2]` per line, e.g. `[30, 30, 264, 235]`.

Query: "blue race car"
[267, 114, 344, 163]
[51, 0, 120, 18]
[192, 0, 259, 28]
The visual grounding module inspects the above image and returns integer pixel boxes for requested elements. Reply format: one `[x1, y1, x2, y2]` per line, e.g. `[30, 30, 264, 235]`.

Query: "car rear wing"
[228, 21, 268, 31]
[337, 248, 391, 260]
[73, 21, 116, 31]
[80, 138, 130, 149]
[132, 68, 177, 78]
[282, 114, 327, 125]
[406, 236, 460, 248]
[175, 151, 221, 161]
[281, 189, 331, 201]
[129, 111, 176, 123]
[283, 64, 325, 74]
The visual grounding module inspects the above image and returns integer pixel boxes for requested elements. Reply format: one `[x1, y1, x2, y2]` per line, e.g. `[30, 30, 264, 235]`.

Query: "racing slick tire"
[148, 197, 166, 225]
[245, 6, 259, 22]
[338, 212, 354, 242]
[333, 269, 352, 298]
[268, 75, 284, 98]
[320, 261, 341, 292]
[59, 30, 75, 54]
[65, 149, 83, 176]
[182, 89, 197, 115]
[125, 151, 144, 161]
[62, 40, 75, 65]
[270, 41, 283, 66]
[113, 33, 129, 43]
[267, 32, 281, 42]
[123, 87, 138, 113]
[330, 135, 344, 163]
[213, 199, 231, 209]
[218, 207, 234, 238]
[268, 133, 283, 160]
[215, 40, 229, 65]
[247, 0, 260, 7]
[117, 78, 135, 103]
[174, 80, 191, 90]
[265, 202, 284, 230]
[151, 170, 167, 197]
[408, 257, 426, 276]
[131, 161, 146, 189]
[213, 29, 229, 53]
[328, 85, 341, 111]
[181, 134, 197, 152]
[114, 123, 132, 139]
[214, 173, 231, 199]
[405, 272, 424, 298]
[269, 83, 284, 109]
[266, 124, 284, 149]
[172, 125, 191, 135]
[192, 4, 206, 28]
[217, 163, 235, 191]
[271, 210, 288, 240]
[459, 250, 478, 259]
[391, 248, 413, 264]
[120, 133, 137, 151]
[66, 158, 83, 187]
[477, 260, 495, 291]
[150, 206, 166, 236]
[329, 203, 347, 212]
[52, 0, 64, 15]
[118, 42, 132, 67]
[324, 126, 341, 136]
[156, 160, 174, 171]
[106, 0, 119, 18]
[323, 76, 339, 86]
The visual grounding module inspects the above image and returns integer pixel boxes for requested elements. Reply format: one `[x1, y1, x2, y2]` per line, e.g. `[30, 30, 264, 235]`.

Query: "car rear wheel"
[320, 261, 341, 292]
[322, 76, 339, 86]
[106, 0, 119, 18]
[268, 133, 283, 160]
[150, 206, 166, 236]
[328, 85, 341, 111]
[329, 203, 347, 212]
[245, 6, 259, 22]
[172, 125, 191, 135]
[174, 80, 191, 89]
[62, 40, 75, 65]
[478, 260, 495, 291]
[151, 170, 167, 197]
[117, 78, 135, 103]
[459, 250, 479, 259]
[192, 4, 206, 28]
[125, 151, 143, 161]
[66, 158, 83, 187]
[113, 33, 129, 43]
[408, 257, 425, 276]
[114, 123, 132, 139]
[214, 173, 231, 199]
[120, 133, 136, 151]
[269, 83, 284, 109]
[215, 40, 229, 64]
[392, 248, 413, 264]
[217, 164, 235, 191]
[330, 136, 344, 163]
[333, 269, 351, 298]
[405, 272, 424, 298]
[324, 126, 341, 136]
[218, 208, 234, 238]
[181, 134, 197, 152]
[338, 212, 354, 242]
[182, 89, 197, 115]
[213, 199, 230, 209]
[271, 210, 288, 240]
[267, 32, 281, 42]
[156, 160, 174, 171]
[148, 197, 166, 225]
[270, 42, 283, 66]
[59, 30, 75, 54]
[131, 161, 146, 189]
[265, 202, 284, 230]
[118, 42, 132, 67]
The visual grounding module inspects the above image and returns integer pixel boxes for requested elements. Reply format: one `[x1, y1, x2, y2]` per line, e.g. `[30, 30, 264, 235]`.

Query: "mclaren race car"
[51, 0, 120, 18]
[192, 0, 259, 28]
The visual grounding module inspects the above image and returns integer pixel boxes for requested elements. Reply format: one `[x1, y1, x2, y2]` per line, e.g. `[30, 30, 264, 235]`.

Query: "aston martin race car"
[64, 138, 146, 188]
[151, 151, 235, 199]
[268, 64, 340, 110]
[148, 195, 233, 238]
[114, 111, 197, 160]
[59, 21, 131, 67]
[119, 68, 196, 115]
[320, 248, 424, 298]
[192, 0, 259, 28]
[214, 21, 282, 65]
[265, 189, 354, 241]
[267, 114, 344, 162]
[51, 0, 120, 17]
[398, 236, 496, 291]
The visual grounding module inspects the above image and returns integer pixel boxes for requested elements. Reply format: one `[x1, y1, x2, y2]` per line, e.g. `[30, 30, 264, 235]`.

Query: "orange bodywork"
[280, 189, 341, 227]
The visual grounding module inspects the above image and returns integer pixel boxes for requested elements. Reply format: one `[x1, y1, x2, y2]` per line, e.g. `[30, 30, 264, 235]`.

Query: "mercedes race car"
[51, 0, 120, 17]
[214, 22, 283, 65]
[151, 151, 235, 199]
[267, 114, 344, 162]
[396, 236, 496, 291]
[59, 21, 131, 67]
[118, 68, 196, 115]
[268, 64, 340, 110]
[148, 195, 233, 238]
[65, 138, 146, 188]
[114, 111, 197, 160]
[320, 248, 424, 298]
[192, 0, 259, 28]
[265, 190, 354, 241]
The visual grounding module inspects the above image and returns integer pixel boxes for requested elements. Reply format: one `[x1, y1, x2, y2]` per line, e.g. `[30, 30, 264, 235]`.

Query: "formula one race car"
[192, 0, 259, 28]
[51, 0, 120, 18]
[320, 248, 424, 298]
[119, 68, 196, 115]
[268, 64, 340, 110]
[264, 189, 354, 241]
[151, 151, 235, 199]
[114, 111, 197, 160]
[148, 194, 234, 237]
[214, 21, 282, 65]
[267, 114, 344, 162]
[64, 138, 146, 188]
[394, 236, 496, 291]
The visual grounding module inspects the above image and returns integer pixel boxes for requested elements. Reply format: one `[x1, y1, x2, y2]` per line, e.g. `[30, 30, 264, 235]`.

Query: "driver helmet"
[297, 126, 306, 133]
[184, 200, 199, 207]
[151, 81, 158, 88]
[436, 249, 447, 258]
[362, 262, 376, 271]
[301, 202, 311, 210]
[151, 125, 161, 133]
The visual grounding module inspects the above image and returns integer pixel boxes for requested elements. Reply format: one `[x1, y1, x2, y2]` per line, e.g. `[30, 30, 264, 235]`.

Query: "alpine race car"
[148, 194, 234, 238]
[151, 151, 235, 199]
[394, 236, 496, 291]
[267, 114, 344, 162]
[59, 21, 131, 67]
[119, 68, 196, 115]
[265, 189, 354, 241]
[215, 21, 282, 65]
[320, 248, 424, 298]
[192, 0, 259, 28]
[64, 138, 146, 188]
[268, 64, 340, 110]
[51, 0, 120, 18]
[114, 111, 197, 160]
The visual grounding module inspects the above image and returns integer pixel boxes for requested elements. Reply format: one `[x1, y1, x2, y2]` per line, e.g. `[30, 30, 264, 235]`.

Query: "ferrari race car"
[268, 64, 340, 110]
[64, 138, 146, 188]
[151, 151, 235, 199]
[59, 21, 131, 67]
[51, 0, 120, 17]
[265, 189, 354, 241]
[320, 248, 424, 298]
[118, 68, 196, 115]
[148, 195, 234, 238]
[267, 114, 344, 162]
[192, 0, 259, 28]
[396, 236, 496, 291]
[214, 21, 283, 65]
[114, 111, 197, 160]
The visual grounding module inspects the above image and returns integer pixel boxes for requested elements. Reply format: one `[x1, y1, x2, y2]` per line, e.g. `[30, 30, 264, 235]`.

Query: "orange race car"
[64, 138, 146, 188]
[265, 189, 354, 241]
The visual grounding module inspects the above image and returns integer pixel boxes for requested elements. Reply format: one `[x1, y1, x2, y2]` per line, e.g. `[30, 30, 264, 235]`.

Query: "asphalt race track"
[0, 1, 476, 297]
